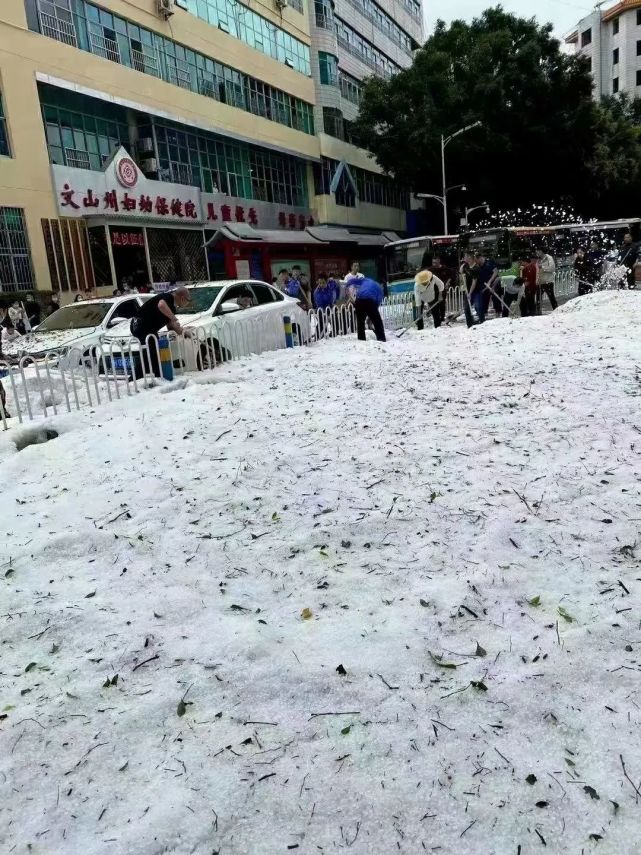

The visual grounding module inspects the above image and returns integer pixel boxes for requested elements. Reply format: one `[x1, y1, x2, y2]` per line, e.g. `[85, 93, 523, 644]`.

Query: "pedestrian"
[276, 268, 291, 293]
[24, 297, 41, 329]
[574, 248, 591, 295]
[414, 269, 445, 330]
[313, 272, 338, 338]
[313, 273, 337, 311]
[298, 272, 313, 308]
[520, 255, 538, 317]
[130, 286, 192, 377]
[503, 276, 524, 316]
[346, 275, 386, 342]
[73, 293, 84, 303]
[458, 252, 478, 328]
[346, 260, 364, 281]
[587, 240, 604, 289]
[8, 301, 27, 335]
[47, 291, 60, 317]
[620, 233, 639, 289]
[470, 252, 498, 323]
[537, 249, 557, 310]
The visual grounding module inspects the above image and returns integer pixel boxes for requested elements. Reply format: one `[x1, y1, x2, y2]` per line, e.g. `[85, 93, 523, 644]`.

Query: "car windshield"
[180, 286, 224, 314]
[37, 303, 113, 331]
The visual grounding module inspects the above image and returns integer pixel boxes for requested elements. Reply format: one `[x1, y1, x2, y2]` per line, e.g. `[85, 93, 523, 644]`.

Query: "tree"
[351, 7, 641, 222]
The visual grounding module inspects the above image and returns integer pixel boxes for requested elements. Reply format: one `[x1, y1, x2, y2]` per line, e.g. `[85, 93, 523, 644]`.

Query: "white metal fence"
[0, 277, 577, 431]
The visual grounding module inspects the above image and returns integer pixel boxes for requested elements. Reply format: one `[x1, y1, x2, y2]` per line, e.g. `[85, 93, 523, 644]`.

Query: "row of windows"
[335, 17, 400, 78]
[0, 93, 10, 158]
[613, 10, 641, 34]
[314, 157, 406, 209]
[612, 41, 641, 63]
[584, 11, 641, 47]
[155, 0, 311, 74]
[612, 71, 641, 92]
[0, 208, 35, 293]
[322, 107, 356, 144]
[39, 84, 310, 208]
[342, 0, 414, 54]
[153, 123, 308, 206]
[26, 0, 314, 134]
[339, 72, 363, 106]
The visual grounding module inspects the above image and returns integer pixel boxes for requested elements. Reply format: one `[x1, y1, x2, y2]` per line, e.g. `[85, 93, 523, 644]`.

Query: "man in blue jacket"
[313, 273, 338, 310]
[346, 275, 386, 342]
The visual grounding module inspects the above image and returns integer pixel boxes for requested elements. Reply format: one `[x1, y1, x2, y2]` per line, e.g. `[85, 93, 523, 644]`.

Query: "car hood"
[3, 327, 99, 357]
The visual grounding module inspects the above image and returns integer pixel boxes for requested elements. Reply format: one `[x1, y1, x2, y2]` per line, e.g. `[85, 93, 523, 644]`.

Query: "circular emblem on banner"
[116, 157, 138, 189]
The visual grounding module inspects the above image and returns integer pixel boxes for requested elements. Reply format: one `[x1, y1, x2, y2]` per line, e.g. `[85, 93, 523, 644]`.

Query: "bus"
[563, 219, 641, 256]
[383, 234, 459, 293]
[460, 226, 560, 273]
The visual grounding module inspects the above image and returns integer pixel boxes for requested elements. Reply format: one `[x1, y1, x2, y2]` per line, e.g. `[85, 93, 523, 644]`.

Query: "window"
[637, 39, 641, 55]
[110, 299, 140, 321]
[251, 284, 275, 304]
[581, 28, 592, 47]
[339, 72, 362, 105]
[319, 52, 339, 85]
[341, 0, 414, 55]
[39, 83, 129, 171]
[28, 0, 314, 135]
[0, 92, 10, 157]
[613, 17, 619, 35]
[313, 157, 407, 210]
[334, 17, 400, 78]
[613, 77, 619, 93]
[613, 48, 619, 65]
[637, 69, 641, 85]
[638, 9, 641, 25]
[0, 208, 35, 293]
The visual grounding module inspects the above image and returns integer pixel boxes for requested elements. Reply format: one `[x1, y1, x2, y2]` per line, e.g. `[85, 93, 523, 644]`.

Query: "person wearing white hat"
[414, 269, 445, 330]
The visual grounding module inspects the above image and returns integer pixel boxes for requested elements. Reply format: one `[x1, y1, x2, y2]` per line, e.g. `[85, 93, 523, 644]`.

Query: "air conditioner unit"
[141, 157, 158, 173]
[157, 0, 174, 20]
[275, 0, 288, 9]
[138, 137, 154, 153]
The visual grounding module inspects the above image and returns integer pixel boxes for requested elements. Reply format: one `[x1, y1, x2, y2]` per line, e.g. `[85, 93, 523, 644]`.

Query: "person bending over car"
[130, 286, 192, 376]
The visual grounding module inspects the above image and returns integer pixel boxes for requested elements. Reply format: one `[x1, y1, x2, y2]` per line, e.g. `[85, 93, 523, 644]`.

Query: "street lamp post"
[416, 121, 482, 234]
[463, 202, 489, 229]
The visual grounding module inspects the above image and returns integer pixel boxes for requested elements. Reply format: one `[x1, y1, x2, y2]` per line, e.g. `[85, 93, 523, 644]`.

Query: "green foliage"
[352, 7, 641, 216]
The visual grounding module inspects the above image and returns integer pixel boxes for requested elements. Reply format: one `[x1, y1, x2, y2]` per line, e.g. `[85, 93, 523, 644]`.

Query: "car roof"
[184, 280, 271, 289]
[67, 295, 142, 306]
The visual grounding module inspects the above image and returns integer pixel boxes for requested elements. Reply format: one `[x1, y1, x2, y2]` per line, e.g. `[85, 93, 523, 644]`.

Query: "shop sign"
[111, 231, 145, 247]
[201, 194, 315, 231]
[52, 147, 203, 224]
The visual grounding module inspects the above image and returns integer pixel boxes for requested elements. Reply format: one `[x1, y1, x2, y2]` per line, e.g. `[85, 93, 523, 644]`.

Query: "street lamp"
[416, 185, 467, 233]
[463, 202, 489, 229]
[415, 121, 482, 234]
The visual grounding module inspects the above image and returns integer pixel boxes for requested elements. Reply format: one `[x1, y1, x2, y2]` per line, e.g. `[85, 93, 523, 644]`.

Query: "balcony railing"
[38, 5, 77, 47]
[131, 46, 160, 78]
[336, 35, 394, 79]
[64, 148, 91, 169]
[89, 30, 121, 63]
[342, 0, 413, 56]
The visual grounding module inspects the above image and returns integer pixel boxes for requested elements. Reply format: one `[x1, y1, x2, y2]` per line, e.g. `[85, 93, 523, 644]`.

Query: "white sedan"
[102, 281, 309, 375]
[1, 296, 148, 367]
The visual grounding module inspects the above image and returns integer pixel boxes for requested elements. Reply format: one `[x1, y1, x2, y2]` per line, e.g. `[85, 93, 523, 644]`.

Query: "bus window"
[384, 238, 432, 283]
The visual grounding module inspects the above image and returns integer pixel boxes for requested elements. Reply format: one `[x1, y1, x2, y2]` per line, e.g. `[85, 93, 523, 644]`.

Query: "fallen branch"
[132, 654, 160, 672]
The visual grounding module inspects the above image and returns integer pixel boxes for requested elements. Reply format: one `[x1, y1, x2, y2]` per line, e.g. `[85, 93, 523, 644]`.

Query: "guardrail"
[0, 280, 577, 431]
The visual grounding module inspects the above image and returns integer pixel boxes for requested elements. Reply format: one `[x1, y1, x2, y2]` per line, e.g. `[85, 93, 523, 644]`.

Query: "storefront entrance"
[109, 226, 149, 291]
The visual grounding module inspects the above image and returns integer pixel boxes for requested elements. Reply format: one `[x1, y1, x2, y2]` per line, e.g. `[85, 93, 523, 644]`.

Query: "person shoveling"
[397, 270, 445, 338]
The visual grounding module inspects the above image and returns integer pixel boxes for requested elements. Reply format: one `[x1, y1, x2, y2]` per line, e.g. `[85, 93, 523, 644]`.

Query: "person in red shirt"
[520, 255, 538, 316]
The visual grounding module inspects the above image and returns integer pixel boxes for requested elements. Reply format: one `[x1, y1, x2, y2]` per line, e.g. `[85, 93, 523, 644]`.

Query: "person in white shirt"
[537, 250, 558, 310]
[414, 269, 445, 330]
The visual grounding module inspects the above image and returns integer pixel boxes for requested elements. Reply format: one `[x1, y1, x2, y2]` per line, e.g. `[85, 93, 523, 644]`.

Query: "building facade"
[0, 0, 422, 297]
[566, 0, 641, 98]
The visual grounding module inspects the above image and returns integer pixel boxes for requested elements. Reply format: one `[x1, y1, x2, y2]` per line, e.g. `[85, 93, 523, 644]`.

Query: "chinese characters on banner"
[60, 184, 199, 220]
[111, 231, 145, 247]
[205, 202, 314, 230]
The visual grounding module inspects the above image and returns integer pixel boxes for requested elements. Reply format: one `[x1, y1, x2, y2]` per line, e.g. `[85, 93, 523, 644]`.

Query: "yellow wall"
[314, 195, 406, 232]
[0, 0, 406, 294]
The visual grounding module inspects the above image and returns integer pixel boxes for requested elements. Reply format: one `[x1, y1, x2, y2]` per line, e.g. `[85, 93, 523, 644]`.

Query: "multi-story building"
[0, 0, 422, 298]
[566, 0, 641, 98]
